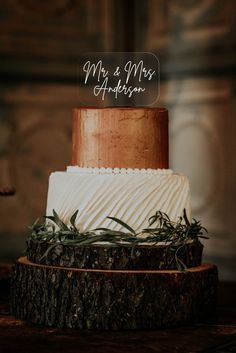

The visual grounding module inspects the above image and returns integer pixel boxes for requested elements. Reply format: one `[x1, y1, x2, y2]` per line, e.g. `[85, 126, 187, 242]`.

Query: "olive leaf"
[45, 209, 69, 231]
[70, 209, 79, 230]
[106, 216, 136, 234]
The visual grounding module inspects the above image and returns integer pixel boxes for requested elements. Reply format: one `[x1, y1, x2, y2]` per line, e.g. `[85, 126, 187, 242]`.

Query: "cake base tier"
[26, 239, 203, 270]
[11, 257, 218, 330]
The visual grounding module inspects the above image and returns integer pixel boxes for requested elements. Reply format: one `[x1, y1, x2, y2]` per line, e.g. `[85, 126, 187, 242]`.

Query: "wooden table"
[0, 266, 236, 353]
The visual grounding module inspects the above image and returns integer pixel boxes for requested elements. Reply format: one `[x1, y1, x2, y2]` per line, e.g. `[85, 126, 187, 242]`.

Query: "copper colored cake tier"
[72, 107, 169, 169]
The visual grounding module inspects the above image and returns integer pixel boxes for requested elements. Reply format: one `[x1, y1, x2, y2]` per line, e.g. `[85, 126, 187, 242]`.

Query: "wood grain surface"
[26, 238, 203, 270]
[11, 258, 218, 330]
[1, 272, 236, 353]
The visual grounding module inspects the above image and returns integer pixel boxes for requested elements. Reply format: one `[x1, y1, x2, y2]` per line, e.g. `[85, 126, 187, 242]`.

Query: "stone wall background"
[0, 0, 235, 280]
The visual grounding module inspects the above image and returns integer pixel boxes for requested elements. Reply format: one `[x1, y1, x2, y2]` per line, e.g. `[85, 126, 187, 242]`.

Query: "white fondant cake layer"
[46, 167, 191, 232]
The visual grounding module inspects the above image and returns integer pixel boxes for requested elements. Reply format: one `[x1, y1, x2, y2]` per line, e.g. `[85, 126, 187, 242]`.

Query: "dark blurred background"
[0, 0, 236, 281]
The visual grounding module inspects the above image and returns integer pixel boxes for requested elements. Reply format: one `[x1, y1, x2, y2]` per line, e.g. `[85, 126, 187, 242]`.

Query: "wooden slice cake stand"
[11, 256, 218, 330]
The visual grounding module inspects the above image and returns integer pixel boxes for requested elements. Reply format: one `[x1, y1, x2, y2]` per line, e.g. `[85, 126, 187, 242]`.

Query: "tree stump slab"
[11, 257, 218, 330]
[26, 239, 203, 270]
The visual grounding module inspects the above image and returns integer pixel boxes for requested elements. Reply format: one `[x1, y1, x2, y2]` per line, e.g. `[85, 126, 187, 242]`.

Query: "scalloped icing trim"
[67, 166, 173, 175]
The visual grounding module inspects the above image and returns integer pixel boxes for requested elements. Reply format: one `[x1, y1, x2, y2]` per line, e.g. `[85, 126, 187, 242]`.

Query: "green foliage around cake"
[29, 209, 208, 270]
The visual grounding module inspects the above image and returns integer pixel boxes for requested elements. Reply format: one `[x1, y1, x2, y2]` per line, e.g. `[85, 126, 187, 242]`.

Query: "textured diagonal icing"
[46, 167, 191, 232]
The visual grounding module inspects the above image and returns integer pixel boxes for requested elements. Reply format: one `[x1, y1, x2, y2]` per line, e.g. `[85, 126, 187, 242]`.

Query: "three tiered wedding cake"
[11, 107, 218, 330]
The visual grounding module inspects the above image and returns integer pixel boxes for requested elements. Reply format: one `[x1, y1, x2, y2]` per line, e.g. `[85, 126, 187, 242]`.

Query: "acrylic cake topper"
[79, 52, 160, 106]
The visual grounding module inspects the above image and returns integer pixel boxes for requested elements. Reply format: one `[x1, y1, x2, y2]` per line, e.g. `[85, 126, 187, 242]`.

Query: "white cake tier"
[46, 167, 191, 232]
